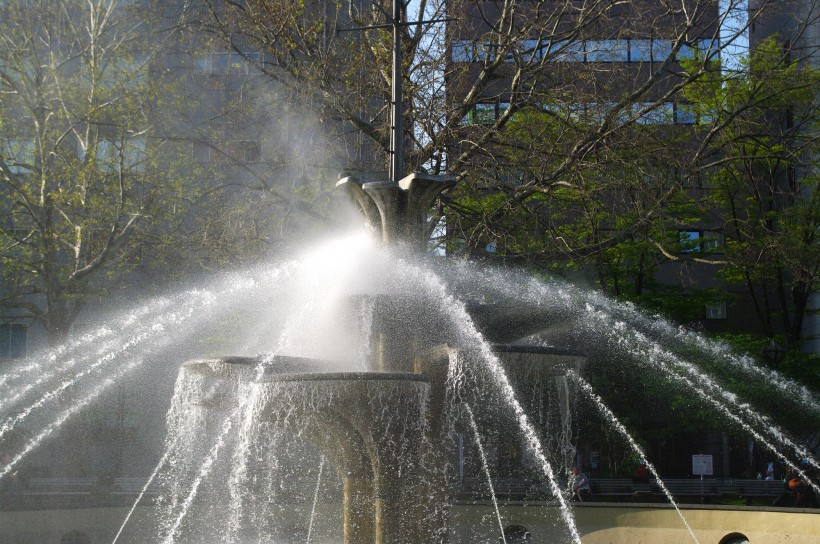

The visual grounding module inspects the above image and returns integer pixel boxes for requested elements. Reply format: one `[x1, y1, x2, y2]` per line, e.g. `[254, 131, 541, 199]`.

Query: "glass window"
[244, 52, 262, 68]
[520, 39, 541, 62]
[228, 53, 248, 73]
[118, 0, 150, 6]
[192, 141, 211, 162]
[699, 109, 715, 125]
[164, 53, 189, 70]
[214, 52, 262, 73]
[112, 55, 149, 87]
[586, 102, 618, 123]
[451, 41, 495, 62]
[0, 323, 27, 359]
[586, 40, 628, 62]
[96, 139, 113, 162]
[545, 40, 585, 62]
[678, 38, 719, 61]
[98, 139, 145, 172]
[651, 40, 674, 62]
[543, 102, 582, 121]
[705, 301, 727, 320]
[474, 103, 496, 125]
[3, 138, 36, 174]
[245, 140, 261, 162]
[124, 138, 146, 171]
[701, 230, 724, 253]
[211, 53, 231, 74]
[676, 104, 697, 125]
[679, 230, 700, 253]
[193, 54, 212, 75]
[614, 103, 633, 123]
[699, 38, 720, 61]
[678, 44, 694, 61]
[630, 40, 652, 62]
[482, 43, 499, 62]
[451, 40, 473, 62]
[96, 139, 119, 170]
[636, 102, 674, 125]
[676, 229, 723, 253]
[216, 140, 263, 163]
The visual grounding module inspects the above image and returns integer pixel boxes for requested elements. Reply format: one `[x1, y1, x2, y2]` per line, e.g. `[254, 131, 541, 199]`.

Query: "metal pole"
[389, 0, 404, 183]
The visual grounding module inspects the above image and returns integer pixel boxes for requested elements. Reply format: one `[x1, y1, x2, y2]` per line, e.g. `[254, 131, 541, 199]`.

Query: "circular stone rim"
[253, 371, 429, 383]
[492, 344, 585, 357]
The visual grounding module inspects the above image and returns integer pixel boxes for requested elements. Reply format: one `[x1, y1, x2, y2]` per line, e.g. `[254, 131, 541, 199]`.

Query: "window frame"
[704, 300, 728, 320]
[2, 138, 36, 174]
[630, 39, 652, 62]
[0, 322, 28, 359]
[586, 39, 629, 63]
[678, 229, 724, 253]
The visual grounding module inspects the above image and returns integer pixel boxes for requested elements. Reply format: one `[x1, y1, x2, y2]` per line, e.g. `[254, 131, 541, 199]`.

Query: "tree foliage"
[683, 35, 820, 342]
[0, 0, 193, 343]
[193, 0, 820, 342]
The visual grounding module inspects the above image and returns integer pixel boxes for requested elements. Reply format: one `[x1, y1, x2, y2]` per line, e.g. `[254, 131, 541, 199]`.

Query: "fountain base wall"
[448, 503, 820, 544]
[2, 504, 817, 543]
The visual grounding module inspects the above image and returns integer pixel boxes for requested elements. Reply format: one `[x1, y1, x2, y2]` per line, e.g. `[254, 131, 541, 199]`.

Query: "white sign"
[692, 454, 713, 476]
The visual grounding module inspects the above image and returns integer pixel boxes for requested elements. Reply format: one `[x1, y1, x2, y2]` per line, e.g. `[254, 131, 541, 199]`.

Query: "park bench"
[590, 479, 635, 497]
[657, 478, 721, 499]
[452, 477, 792, 504]
[24, 477, 157, 496]
[734, 479, 783, 496]
[734, 479, 783, 503]
[455, 478, 557, 500]
[111, 477, 152, 494]
[24, 477, 96, 496]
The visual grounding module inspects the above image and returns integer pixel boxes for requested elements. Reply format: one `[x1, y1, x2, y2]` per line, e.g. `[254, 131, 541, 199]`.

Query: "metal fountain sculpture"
[179, 2, 583, 542]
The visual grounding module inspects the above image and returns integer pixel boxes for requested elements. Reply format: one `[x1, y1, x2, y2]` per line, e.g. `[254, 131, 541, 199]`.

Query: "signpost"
[692, 454, 714, 477]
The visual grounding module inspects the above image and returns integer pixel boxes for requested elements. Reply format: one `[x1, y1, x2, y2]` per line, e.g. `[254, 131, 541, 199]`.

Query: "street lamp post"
[762, 340, 786, 365]
[389, 0, 404, 183]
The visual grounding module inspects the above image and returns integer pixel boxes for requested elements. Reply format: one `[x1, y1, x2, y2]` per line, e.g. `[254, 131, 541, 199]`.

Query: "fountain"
[159, 8, 596, 537]
[1, 189, 819, 542]
[173, 170, 587, 543]
[1, 3, 819, 543]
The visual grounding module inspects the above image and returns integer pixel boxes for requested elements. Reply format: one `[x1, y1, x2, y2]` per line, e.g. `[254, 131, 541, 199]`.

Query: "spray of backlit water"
[1, 229, 817, 543]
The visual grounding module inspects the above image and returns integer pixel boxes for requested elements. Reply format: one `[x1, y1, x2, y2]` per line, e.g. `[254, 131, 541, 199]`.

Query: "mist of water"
[567, 369, 701, 544]
[465, 403, 508, 544]
[441, 259, 820, 416]
[0, 262, 296, 448]
[1, 230, 816, 543]
[160, 408, 238, 544]
[1, 356, 142, 479]
[112, 449, 171, 544]
[305, 456, 325, 544]
[435, 258, 819, 477]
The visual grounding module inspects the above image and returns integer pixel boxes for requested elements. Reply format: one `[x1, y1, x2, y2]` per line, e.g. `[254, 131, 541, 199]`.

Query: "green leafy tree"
[196, 0, 755, 188]
[683, 35, 819, 343]
[0, 0, 193, 344]
[194, 0, 816, 341]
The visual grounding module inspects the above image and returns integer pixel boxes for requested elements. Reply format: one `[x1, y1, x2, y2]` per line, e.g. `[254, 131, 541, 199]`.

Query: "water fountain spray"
[167, 3, 587, 541]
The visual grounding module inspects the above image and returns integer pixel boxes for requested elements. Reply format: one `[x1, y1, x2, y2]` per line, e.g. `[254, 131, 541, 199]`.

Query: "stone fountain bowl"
[177, 357, 439, 544]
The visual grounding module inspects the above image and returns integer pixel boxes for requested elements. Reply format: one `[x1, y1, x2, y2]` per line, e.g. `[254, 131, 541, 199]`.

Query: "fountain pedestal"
[181, 363, 440, 543]
[337, 172, 455, 251]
